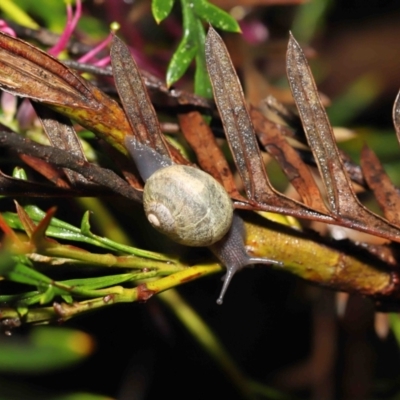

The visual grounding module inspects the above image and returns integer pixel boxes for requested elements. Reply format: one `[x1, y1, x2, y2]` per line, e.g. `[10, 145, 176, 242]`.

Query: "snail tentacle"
[211, 214, 283, 305]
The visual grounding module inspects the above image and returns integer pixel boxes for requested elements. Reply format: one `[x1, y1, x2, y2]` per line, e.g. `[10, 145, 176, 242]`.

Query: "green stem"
[40, 245, 184, 273]
[76, 197, 132, 245]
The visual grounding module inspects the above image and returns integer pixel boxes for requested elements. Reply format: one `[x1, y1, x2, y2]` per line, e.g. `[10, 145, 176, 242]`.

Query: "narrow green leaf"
[166, 37, 198, 87]
[194, 18, 212, 98]
[0, 290, 42, 306]
[193, 0, 241, 33]
[80, 211, 171, 261]
[0, 272, 157, 307]
[40, 287, 56, 305]
[61, 272, 151, 291]
[16, 305, 29, 317]
[166, 0, 198, 87]
[61, 294, 74, 304]
[152, 0, 175, 24]
[2, 207, 172, 261]
[0, 256, 52, 288]
[3, 207, 116, 250]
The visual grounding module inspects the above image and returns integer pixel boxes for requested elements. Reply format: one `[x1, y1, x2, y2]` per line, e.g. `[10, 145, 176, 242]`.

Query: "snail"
[125, 136, 282, 304]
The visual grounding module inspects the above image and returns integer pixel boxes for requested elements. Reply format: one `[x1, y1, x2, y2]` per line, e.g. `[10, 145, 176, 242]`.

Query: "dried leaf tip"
[206, 25, 218, 41]
[392, 89, 400, 143]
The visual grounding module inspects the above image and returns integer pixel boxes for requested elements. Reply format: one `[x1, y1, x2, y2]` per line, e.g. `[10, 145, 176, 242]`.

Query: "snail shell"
[143, 165, 233, 246]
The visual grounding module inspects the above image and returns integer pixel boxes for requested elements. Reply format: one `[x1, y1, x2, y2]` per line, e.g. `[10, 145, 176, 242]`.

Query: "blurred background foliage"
[1, 0, 400, 399]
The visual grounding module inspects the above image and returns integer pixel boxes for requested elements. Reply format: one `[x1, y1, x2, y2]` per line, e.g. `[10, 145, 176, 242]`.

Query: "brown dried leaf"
[0, 32, 133, 155]
[0, 32, 96, 108]
[178, 111, 244, 200]
[15, 201, 36, 237]
[393, 89, 400, 144]
[205, 27, 269, 201]
[205, 27, 329, 221]
[286, 32, 400, 242]
[32, 104, 88, 186]
[250, 106, 328, 212]
[360, 145, 400, 225]
[30, 206, 58, 247]
[109, 35, 189, 165]
[19, 154, 70, 189]
[110, 35, 170, 157]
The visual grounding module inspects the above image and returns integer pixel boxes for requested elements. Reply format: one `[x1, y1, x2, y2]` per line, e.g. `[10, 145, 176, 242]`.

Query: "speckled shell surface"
[143, 165, 233, 246]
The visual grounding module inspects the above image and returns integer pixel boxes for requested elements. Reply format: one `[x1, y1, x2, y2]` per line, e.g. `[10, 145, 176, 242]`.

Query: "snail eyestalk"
[211, 214, 283, 305]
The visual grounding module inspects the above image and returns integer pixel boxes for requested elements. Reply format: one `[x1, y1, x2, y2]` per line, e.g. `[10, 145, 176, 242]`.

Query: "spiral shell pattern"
[143, 165, 233, 246]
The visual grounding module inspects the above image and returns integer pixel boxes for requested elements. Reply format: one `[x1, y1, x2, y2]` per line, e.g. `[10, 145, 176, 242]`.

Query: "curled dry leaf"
[0, 32, 133, 155]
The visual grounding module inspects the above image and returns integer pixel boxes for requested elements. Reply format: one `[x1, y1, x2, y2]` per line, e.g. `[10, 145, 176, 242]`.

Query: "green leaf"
[80, 211, 171, 261]
[192, 0, 241, 33]
[2, 207, 109, 249]
[152, 0, 175, 24]
[62, 273, 138, 289]
[0, 327, 93, 373]
[166, 35, 197, 87]
[166, 0, 198, 87]
[0, 271, 157, 307]
[0, 255, 51, 288]
[194, 18, 212, 98]
[390, 314, 400, 347]
[12, 166, 28, 180]
[61, 294, 74, 304]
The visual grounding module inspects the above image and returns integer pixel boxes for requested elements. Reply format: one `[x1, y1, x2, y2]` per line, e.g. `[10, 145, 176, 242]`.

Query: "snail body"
[125, 136, 282, 304]
[143, 165, 233, 246]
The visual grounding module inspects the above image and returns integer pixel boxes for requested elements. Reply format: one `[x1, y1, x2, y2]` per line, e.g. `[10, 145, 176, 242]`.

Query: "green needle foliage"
[152, 0, 240, 97]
